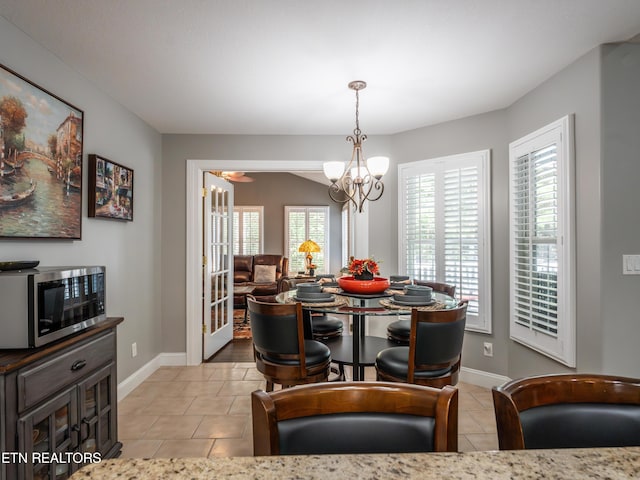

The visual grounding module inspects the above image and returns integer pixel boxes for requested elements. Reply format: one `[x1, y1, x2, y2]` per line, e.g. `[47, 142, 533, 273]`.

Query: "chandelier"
[323, 81, 389, 213]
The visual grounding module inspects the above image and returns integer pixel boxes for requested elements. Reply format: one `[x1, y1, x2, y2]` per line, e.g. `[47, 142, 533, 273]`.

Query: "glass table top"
[275, 289, 458, 316]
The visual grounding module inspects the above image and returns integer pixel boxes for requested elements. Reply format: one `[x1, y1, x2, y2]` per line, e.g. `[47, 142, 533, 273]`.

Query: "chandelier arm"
[328, 180, 359, 208]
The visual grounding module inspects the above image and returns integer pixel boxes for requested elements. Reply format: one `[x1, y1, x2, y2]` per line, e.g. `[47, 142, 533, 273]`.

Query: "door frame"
[186, 159, 333, 365]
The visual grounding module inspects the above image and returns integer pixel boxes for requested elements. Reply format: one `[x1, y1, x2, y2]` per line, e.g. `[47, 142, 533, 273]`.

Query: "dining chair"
[376, 301, 467, 388]
[252, 381, 458, 455]
[279, 278, 344, 340]
[386, 281, 456, 345]
[247, 296, 331, 392]
[492, 373, 640, 450]
[279, 277, 345, 380]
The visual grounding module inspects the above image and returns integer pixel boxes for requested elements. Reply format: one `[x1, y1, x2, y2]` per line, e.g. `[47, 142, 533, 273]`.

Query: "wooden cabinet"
[0, 318, 122, 480]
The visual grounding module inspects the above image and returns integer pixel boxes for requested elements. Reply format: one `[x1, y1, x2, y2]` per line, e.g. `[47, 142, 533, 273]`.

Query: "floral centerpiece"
[346, 257, 379, 280]
[338, 256, 388, 294]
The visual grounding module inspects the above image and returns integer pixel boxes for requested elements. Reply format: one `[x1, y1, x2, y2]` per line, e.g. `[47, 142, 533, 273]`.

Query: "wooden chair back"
[492, 374, 640, 450]
[413, 280, 456, 297]
[252, 381, 458, 455]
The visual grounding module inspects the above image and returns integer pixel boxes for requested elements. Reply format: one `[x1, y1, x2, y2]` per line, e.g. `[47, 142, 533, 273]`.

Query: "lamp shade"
[367, 156, 389, 178]
[323, 161, 345, 182]
[298, 239, 321, 253]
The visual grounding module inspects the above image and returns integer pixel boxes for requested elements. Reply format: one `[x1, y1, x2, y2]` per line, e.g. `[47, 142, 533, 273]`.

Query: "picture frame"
[88, 154, 134, 221]
[0, 63, 84, 239]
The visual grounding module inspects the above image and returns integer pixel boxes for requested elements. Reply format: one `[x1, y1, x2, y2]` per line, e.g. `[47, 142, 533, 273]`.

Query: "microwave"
[0, 266, 107, 348]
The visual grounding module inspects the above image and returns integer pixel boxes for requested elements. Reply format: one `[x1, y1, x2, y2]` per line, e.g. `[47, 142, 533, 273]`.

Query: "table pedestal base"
[322, 335, 395, 381]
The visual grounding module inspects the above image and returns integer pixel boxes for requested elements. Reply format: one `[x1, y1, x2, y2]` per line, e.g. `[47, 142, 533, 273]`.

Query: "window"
[509, 115, 575, 367]
[399, 150, 492, 333]
[233, 206, 263, 255]
[285, 206, 330, 274]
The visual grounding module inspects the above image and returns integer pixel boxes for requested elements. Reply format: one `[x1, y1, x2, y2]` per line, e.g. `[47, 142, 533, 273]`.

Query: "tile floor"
[118, 362, 498, 458]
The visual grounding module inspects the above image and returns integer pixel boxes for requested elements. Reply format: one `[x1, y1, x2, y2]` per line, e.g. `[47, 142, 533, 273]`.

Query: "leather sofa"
[234, 254, 289, 305]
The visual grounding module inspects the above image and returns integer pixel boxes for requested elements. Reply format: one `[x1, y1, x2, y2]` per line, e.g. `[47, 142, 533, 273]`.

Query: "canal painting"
[88, 154, 134, 221]
[0, 63, 83, 239]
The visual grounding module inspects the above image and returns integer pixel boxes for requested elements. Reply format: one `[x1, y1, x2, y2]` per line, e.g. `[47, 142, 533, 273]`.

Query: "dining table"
[276, 288, 458, 381]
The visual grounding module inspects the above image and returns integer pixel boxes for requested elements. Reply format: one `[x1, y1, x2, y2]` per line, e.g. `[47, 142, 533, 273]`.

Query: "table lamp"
[298, 239, 321, 274]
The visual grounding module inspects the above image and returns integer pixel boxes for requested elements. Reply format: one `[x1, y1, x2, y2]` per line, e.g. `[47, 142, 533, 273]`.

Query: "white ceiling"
[1, 0, 639, 136]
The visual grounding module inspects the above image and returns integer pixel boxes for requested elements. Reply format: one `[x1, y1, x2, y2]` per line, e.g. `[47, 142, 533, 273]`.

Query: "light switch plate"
[622, 255, 640, 275]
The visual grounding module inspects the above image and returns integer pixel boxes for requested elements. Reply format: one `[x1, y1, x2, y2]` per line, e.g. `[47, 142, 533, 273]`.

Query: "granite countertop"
[70, 447, 640, 479]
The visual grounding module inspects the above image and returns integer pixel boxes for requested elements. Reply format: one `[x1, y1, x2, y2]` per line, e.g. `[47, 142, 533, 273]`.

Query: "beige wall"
[600, 43, 640, 376]
[0, 18, 164, 381]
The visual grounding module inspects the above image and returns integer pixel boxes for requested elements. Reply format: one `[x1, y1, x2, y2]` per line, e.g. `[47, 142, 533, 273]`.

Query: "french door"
[202, 172, 234, 359]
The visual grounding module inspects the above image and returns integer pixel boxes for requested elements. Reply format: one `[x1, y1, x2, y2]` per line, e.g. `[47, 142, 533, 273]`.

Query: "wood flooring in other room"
[118, 356, 498, 458]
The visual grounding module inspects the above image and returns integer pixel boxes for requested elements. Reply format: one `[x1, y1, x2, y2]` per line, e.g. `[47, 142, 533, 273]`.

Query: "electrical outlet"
[483, 342, 493, 357]
[131, 342, 138, 358]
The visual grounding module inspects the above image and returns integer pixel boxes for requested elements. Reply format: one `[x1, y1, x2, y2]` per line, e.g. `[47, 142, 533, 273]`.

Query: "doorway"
[186, 160, 330, 365]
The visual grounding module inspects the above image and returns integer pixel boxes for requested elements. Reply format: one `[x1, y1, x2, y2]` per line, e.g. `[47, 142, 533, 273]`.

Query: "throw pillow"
[254, 264, 277, 284]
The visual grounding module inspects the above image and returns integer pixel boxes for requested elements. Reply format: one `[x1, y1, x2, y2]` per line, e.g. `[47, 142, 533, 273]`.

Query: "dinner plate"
[293, 295, 335, 303]
[393, 293, 431, 302]
[390, 298, 435, 307]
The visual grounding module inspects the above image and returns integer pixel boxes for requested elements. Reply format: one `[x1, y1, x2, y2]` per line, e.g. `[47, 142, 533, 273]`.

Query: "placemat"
[379, 298, 447, 311]
[285, 296, 349, 308]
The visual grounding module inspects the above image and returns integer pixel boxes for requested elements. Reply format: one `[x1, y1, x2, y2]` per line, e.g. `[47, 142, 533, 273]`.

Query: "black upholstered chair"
[387, 281, 456, 345]
[247, 296, 331, 392]
[252, 381, 458, 455]
[279, 277, 345, 380]
[492, 374, 640, 450]
[280, 277, 343, 340]
[376, 301, 467, 388]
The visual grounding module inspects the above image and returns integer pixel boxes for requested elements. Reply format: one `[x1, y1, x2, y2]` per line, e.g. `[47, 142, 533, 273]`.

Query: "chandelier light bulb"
[323, 161, 345, 182]
[366, 156, 389, 179]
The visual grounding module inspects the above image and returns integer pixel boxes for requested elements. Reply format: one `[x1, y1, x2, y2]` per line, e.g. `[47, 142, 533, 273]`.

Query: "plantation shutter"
[233, 211, 240, 255]
[404, 173, 436, 280]
[509, 115, 575, 367]
[233, 206, 263, 255]
[444, 165, 480, 317]
[285, 206, 330, 274]
[512, 145, 559, 336]
[399, 150, 491, 333]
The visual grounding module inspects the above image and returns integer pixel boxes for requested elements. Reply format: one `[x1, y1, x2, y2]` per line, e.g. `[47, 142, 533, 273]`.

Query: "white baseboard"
[117, 353, 508, 400]
[460, 366, 510, 389]
[118, 352, 187, 401]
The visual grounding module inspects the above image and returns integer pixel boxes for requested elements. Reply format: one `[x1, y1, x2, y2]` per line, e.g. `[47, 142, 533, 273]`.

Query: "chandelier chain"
[354, 88, 361, 136]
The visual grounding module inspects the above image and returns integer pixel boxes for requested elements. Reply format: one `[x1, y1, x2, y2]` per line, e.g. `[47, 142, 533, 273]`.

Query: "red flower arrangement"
[347, 257, 380, 276]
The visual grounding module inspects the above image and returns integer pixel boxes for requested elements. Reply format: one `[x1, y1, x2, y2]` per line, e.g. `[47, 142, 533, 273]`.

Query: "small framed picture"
[88, 154, 133, 221]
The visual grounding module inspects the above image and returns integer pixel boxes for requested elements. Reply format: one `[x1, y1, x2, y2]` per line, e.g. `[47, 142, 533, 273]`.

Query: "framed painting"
[88, 154, 134, 221]
[0, 63, 83, 239]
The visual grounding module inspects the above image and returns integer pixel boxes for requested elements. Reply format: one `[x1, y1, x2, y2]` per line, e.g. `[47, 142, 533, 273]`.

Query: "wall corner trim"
[460, 367, 511, 389]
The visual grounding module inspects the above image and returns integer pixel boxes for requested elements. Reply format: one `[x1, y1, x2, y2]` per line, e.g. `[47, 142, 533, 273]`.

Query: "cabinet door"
[77, 363, 117, 457]
[18, 387, 78, 480]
